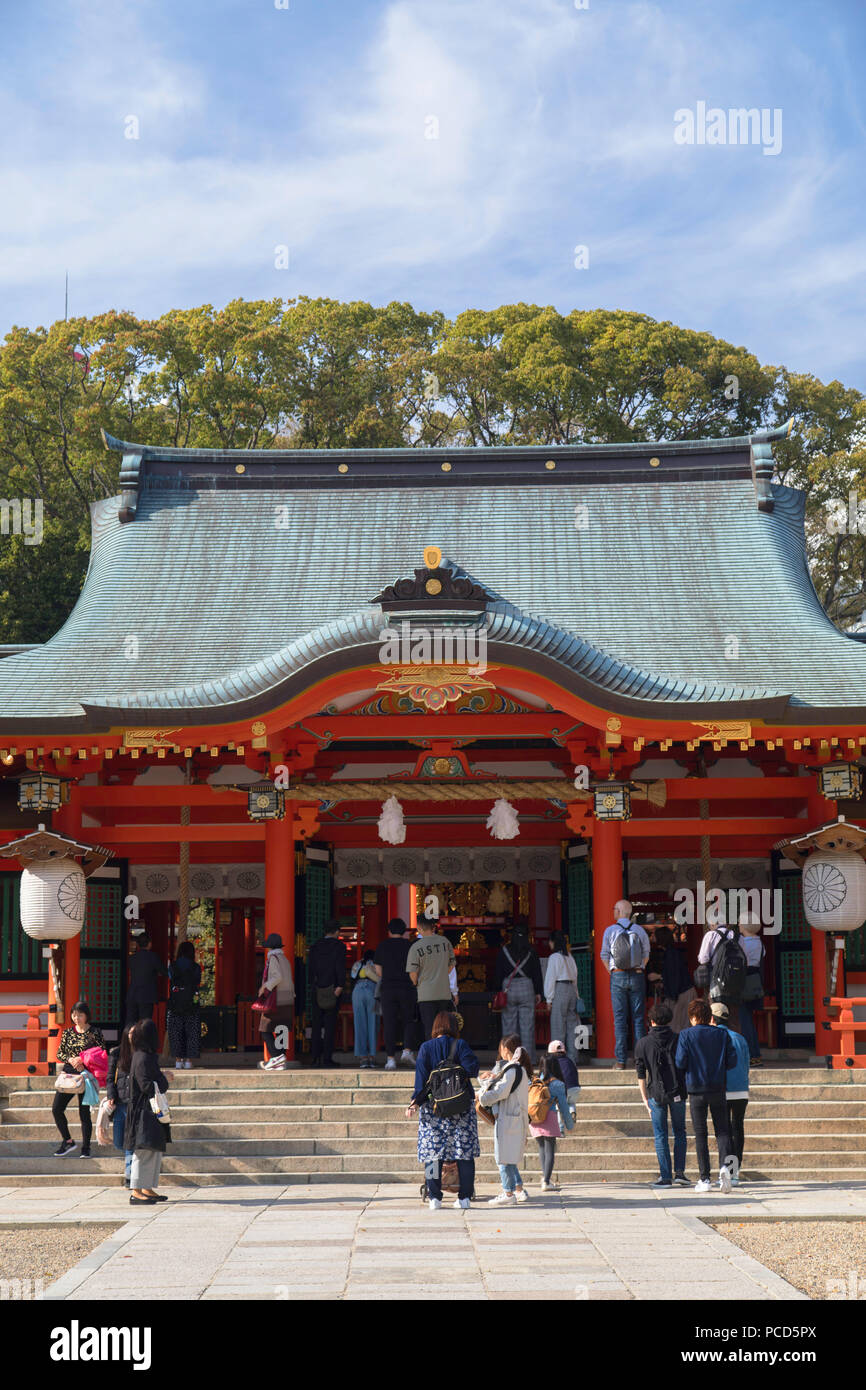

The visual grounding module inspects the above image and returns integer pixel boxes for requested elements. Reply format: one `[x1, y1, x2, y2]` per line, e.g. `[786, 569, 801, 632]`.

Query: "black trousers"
[125, 995, 154, 1026]
[310, 1000, 337, 1062]
[425, 1158, 475, 1201]
[689, 1091, 732, 1181]
[536, 1136, 557, 1183]
[727, 1098, 748, 1165]
[419, 998, 452, 1042]
[381, 984, 417, 1056]
[52, 1090, 93, 1149]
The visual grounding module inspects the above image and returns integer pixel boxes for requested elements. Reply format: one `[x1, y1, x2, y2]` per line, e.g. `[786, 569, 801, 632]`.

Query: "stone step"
[4, 1129, 866, 1157]
[7, 1079, 866, 1107]
[2, 1152, 866, 1181]
[7, 1116, 864, 1142]
[8, 1100, 866, 1126]
[1, 1065, 845, 1095]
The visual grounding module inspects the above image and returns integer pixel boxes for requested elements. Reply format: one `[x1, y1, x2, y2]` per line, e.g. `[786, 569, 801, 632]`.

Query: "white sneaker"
[488, 1191, 516, 1206]
[401, 1049, 417, 1065]
[724, 1154, 739, 1181]
[428, 1198, 442, 1210]
[694, 1179, 712, 1194]
[514, 1188, 529, 1203]
[540, 1180, 551, 1191]
[452, 1197, 471, 1209]
[718, 1165, 732, 1194]
[384, 1058, 397, 1071]
[264, 1056, 285, 1071]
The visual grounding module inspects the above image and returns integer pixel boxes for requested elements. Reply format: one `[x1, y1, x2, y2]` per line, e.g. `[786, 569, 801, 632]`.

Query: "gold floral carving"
[375, 665, 497, 713]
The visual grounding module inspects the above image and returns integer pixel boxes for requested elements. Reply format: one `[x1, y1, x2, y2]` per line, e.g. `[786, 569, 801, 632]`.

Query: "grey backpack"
[611, 923, 643, 971]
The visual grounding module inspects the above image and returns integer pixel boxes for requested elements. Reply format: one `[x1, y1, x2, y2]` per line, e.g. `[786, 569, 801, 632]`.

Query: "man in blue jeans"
[600, 899, 651, 1068]
[634, 1002, 689, 1187]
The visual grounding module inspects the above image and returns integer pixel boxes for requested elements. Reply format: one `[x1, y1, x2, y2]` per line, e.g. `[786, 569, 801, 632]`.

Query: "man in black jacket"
[308, 919, 347, 1067]
[634, 1002, 689, 1188]
[125, 935, 169, 1025]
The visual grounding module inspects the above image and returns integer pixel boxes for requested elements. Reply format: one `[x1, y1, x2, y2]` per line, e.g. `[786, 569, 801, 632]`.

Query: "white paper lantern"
[801, 850, 866, 934]
[19, 857, 87, 941]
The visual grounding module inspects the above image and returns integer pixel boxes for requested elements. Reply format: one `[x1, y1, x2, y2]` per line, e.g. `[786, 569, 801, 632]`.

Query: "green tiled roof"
[0, 431, 864, 729]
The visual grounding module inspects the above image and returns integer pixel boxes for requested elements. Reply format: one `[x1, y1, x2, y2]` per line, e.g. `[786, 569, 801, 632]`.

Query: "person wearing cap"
[675, 997, 736, 1194]
[548, 1040, 581, 1127]
[308, 918, 347, 1067]
[710, 1001, 751, 1185]
[257, 933, 295, 1072]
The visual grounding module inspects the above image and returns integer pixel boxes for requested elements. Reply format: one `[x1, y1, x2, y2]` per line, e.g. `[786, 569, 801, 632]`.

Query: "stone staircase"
[2, 1065, 866, 1187]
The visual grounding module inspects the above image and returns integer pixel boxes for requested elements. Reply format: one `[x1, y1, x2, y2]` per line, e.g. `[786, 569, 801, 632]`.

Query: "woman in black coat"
[123, 1018, 172, 1205]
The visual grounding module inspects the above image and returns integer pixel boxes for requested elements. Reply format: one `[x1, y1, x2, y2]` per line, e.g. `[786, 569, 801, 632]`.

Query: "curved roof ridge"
[81, 602, 791, 720]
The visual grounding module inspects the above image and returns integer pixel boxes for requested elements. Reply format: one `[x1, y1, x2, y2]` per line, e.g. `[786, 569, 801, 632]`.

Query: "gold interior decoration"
[545, 460, 556, 470]
[425, 577, 442, 595]
[432, 757, 452, 775]
[251, 721, 267, 736]
[338, 464, 348, 474]
[235, 464, 246, 474]
[441, 461, 452, 472]
[606, 717, 622, 732]
[518, 882, 530, 916]
[650, 457, 660, 467]
[424, 545, 443, 568]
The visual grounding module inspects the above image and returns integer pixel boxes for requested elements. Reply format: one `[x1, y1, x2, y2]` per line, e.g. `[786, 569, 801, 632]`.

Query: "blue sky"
[2, 0, 865, 388]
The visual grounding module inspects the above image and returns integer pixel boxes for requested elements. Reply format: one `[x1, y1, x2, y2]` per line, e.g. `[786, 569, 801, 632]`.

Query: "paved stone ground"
[6, 1181, 865, 1301]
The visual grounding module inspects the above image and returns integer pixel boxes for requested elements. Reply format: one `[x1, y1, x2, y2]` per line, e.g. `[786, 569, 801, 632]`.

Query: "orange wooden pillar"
[592, 818, 623, 1060]
[808, 788, 838, 1058]
[265, 816, 295, 1061]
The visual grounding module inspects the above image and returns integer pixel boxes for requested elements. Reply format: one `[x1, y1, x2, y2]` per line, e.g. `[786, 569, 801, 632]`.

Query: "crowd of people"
[48, 898, 766, 1205]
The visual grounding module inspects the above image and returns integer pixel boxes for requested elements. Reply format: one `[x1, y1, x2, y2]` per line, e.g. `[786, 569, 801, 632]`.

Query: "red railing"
[0, 1004, 51, 1075]
[823, 996, 866, 1069]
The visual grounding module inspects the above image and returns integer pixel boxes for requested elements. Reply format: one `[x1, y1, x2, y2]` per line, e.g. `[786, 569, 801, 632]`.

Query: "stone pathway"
[3, 1181, 862, 1300]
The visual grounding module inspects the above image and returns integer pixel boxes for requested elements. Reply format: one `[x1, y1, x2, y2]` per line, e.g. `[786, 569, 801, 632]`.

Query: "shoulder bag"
[492, 951, 531, 1011]
[54, 1069, 85, 1094]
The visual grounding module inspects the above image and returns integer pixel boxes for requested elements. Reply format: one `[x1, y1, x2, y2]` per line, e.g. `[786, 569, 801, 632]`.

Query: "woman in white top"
[257, 932, 295, 1072]
[478, 1035, 532, 1206]
[544, 932, 580, 1064]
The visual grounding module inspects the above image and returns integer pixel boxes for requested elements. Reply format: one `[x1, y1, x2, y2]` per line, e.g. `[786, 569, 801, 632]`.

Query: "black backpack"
[709, 927, 748, 1003]
[425, 1040, 473, 1118]
[654, 1038, 681, 1103]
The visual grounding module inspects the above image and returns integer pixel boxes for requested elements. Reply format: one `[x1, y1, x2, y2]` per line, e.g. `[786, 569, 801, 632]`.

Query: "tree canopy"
[0, 297, 863, 642]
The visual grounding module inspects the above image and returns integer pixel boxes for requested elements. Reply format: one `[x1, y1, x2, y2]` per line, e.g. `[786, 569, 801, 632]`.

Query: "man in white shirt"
[600, 899, 651, 1070]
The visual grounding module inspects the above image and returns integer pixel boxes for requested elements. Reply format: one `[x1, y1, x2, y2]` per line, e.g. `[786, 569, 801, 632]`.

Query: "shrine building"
[2, 420, 866, 1067]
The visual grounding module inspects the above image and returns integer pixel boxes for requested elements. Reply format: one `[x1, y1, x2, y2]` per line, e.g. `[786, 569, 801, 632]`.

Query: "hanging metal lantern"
[17, 769, 67, 813]
[592, 780, 632, 821]
[247, 781, 285, 821]
[818, 762, 863, 801]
